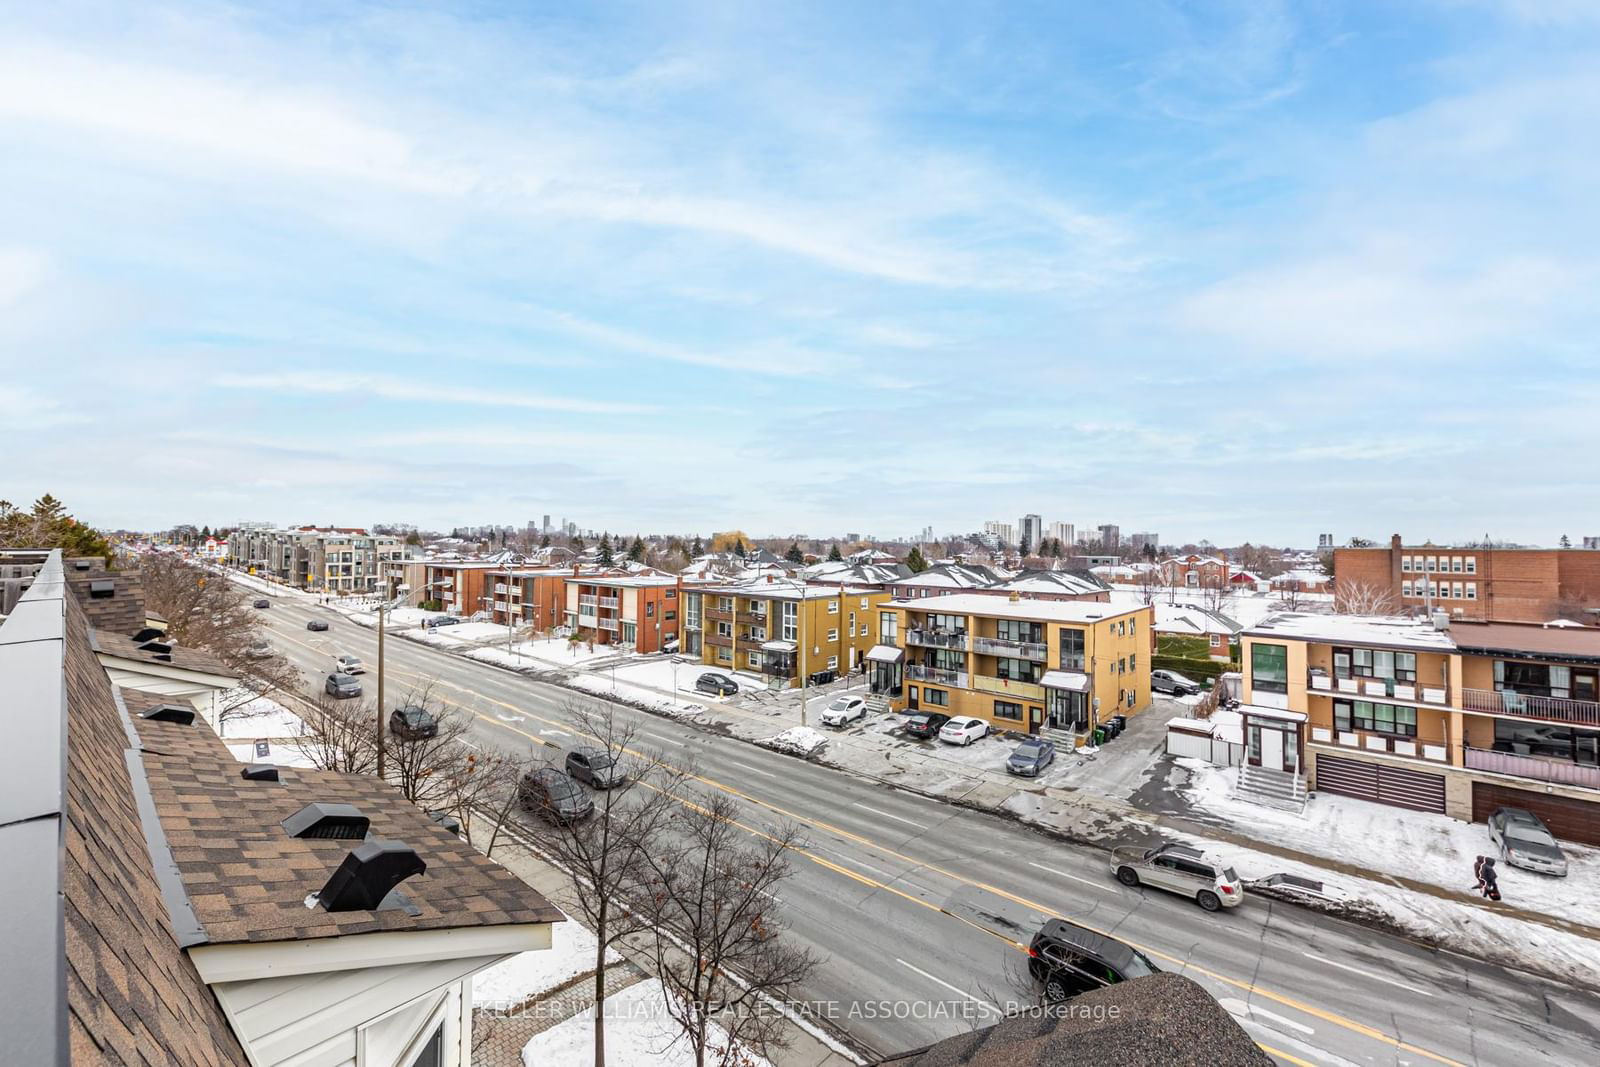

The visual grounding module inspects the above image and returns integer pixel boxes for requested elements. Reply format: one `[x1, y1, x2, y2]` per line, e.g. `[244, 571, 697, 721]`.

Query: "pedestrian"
[1472, 855, 1502, 901]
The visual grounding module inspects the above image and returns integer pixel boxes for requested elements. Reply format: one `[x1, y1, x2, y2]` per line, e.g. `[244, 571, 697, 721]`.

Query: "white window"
[781, 601, 797, 641]
[1130, 617, 1136, 634]
[1466, 583, 1477, 600]
[1453, 582, 1464, 599]
[827, 655, 838, 670]
[1466, 557, 1477, 574]
[749, 653, 761, 668]
[1401, 581, 1413, 597]
[880, 612, 898, 641]
[828, 601, 839, 614]
[1452, 557, 1463, 572]
[827, 628, 838, 642]
[860, 597, 869, 609]
[1426, 556, 1437, 572]
[1401, 556, 1413, 572]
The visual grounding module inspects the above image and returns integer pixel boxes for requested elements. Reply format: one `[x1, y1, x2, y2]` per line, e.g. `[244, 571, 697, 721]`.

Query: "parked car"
[1110, 843, 1243, 911]
[1006, 739, 1056, 777]
[389, 704, 439, 740]
[334, 654, 364, 675]
[1487, 807, 1568, 876]
[519, 767, 595, 823]
[245, 640, 273, 660]
[820, 695, 867, 728]
[565, 747, 626, 789]
[903, 713, 951, 740]
[252, 599, 270, 609]
[1028, 917, 1161, 1003]
[324, 672, 362, 699]
[938, 716, 989, 746]
[306, 619, 330, 632]
[429, 616, 461, 628]
[662, 635, 679, 654]
[1151, 669, 1201, 696]
[695, 672, 739, 696]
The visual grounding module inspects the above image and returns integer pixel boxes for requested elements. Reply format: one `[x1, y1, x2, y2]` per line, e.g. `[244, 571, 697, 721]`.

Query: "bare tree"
[1277, 576, 1305, 611]
[1199, 574, 1228, 614]
[386, 682, 476, 807]
[1334, 578, 1401, 615]
[638, 789, 818, 1067]
[517, 700, 685, 1067]
[1136, 563, 1162, 605]
[290, 693, 380, 774]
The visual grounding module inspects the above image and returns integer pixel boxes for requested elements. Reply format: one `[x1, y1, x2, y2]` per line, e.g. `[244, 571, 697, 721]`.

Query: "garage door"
[1315, 755, 1447, 814]
[1471, 783, 1600, 847]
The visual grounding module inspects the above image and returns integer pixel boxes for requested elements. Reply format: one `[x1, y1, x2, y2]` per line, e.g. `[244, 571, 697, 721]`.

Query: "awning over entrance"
[865, 644, 904, 664]
[760, 639, 797, 652]
[1040, 670, 1090, 693]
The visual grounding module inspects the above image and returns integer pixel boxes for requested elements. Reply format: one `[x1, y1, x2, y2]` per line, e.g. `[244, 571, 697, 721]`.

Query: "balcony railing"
[907, 664, 967, 688]
[598, 596, 620, 610]
[973, 674, 1044, 700]
[1308, 672, 1449, 707]
[579, 594, 599, 608]
[706, 632, 733, 648]
[737, 611, 768, 626]
[1464, 745, 1600, 790]
[598, 617, 620, 632]
[906, 628, 967, 651]
[494, 583, 508, 594]
[706, 608, 733, 623]
[972, 635, 1048, 661]
[1461, 688, 1600, 728]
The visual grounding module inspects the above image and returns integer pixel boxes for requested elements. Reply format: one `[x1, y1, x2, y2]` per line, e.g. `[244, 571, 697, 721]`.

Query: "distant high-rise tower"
[543, 514, 551, 534]
[1097, 524, 1121, 551]
[1318, 533, 1334, 549]
[983, 520, 1016, 546]
[1129, 532, 1159, 555]
[1018, 514, 1043, 551]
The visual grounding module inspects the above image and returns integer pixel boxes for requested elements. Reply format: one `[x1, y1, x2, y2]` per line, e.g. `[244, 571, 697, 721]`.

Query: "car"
[1487, 807, 1568, 876]
[324, 673, 362, 699]
[1151, 669, 1202, 696]
[429, 616, 461, 628]
[245, 640, 273, 660]
[252, 599, 270, 609]
[1006, 739, 1056, 777]
[695, 672, 739, 696]
[820, 695, 867, 728]
[902, 713, 951, 740]
[389, 704, 439, 740]
[1028, 917, 1161, 1003]
[1109, 843, 1243, 911]
[938, 716, 989, 746]
[662, 635, 679, 654]
[518, 767, 595, 823]
[334, 654, 365, 675]
[307, 619, 330, 632]
[565, 747, 626, 789]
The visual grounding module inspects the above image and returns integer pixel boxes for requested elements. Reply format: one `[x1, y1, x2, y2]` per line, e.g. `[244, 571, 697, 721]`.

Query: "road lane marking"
[1027, 861, 1118, 894]
[1254, 1042, 1319, 1067]
[725, 760, 779, 779]
[1221, 997, 1315, 1036]
[895, 959, 1000, 1015]
[853, 803, 921, 827]
[1302, 952, 1435, 996]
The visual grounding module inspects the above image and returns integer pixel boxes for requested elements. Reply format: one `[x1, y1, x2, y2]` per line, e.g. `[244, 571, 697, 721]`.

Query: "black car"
[1028, 917, 1160, 1003]
[253, 599, 270, 609]
[324, 672, 362, 699]
[389, 705, 439, 740]
[519, 767, 595, 823]
[429, 616, 461, 628]
[1006, 739, 1057, 777]
[565, 747, 626, 789]
[695, 672, 739, 696]
[903, 712, 952, 740]
[307, 619, 330, 632]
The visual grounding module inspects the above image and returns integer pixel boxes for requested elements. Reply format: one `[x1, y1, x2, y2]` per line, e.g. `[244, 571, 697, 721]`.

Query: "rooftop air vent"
[241, 764, 280, 782]
[137, 640, 173, 655]
[282, 802, 370, 840]
[316, 840, 426, 912]
[89, 579, 116, 598]
[427, 810, 463, 836]
[139, 704, 195, 725]
[131, 627, 165, 642]
[73, 560, 93, 571]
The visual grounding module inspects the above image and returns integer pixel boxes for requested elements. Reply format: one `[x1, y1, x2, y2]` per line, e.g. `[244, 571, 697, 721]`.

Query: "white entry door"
[1260, 727, 1285, 771]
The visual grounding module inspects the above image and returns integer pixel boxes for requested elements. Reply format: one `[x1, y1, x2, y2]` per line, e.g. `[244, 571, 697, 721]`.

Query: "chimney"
[316, 840, 427, 912]
[766, 574, 773, 583]
[1391, 534, 1402, 549]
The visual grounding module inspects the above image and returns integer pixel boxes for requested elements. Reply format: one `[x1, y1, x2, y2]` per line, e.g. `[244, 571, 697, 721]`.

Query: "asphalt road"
[255, 595, 1600, 1066]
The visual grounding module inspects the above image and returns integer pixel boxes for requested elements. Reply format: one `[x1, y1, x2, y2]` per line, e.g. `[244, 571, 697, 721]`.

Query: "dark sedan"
[306, 619, 330, 632]
[253, 599, 270, 609]
[566, 747, 626, 789]
[324, 673, 362, 699]
[519, 767, 595, 823]
[903, 712, 951, 740]
[389, 705, 439, 740]
[1006, 739, 1057, 777]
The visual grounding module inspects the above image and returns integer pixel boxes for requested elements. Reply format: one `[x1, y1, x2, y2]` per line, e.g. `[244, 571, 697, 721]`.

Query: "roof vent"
[316, 840, 427, 912]
[131, 627, 165, 642]
[137, 640, 173, 655]
[140, 704, 195, 725]
[89, 579, 116, 598]
[73, 560, 93, 571]
[282, 802, 370, 840]
[427, 809, 463, 836]
[241, 764, 280, 782]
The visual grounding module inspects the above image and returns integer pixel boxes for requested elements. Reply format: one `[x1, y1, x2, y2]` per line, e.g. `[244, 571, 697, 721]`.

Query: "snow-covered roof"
[1154, 604, 1243, 636]
[895, 563, 1005, 589]
[993, 569, 1108, 596]
[1277, 568, 1331, 584]
[701, 576, 877, 600]
[1246, 612, 1456, 651]
[806, 561, 910, 584]
[891, 593, 1144, 624]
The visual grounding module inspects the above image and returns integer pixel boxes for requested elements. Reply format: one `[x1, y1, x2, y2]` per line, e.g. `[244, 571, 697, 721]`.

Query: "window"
[1060, 628, 1086, 671]
[646, 602, 655, 617]
[1451, 557, 1463, 573]
[828, 600, 839, 614]
[1130, 653, 1137, 671]
[1251, 643, 1289, 694]
[995, 657, 1041, 683]
[1453, 582, 1464, 599]
[665, 610, 676, 621]
[849, 612, 856, 629]
[1209, 633, 1222, 648]
[827, 628, 839, 642]
[924, 688, 948, 707]
[1402, 581, 1413, 597]
[860, 597, 869, 609]
[929, 649, 964, 672]
[781, 601, 797, 641]
[1130, 617, 1136, 634]
[1349, 700, 1417, 736]
[1466, 583, 1477, 600]
[719, 596, 734, 612]
[749, 653, 761, 669]
[717, 621, 732, 637]
[666, 589, 677, 599]
[996, 619, 1043, 643]
[994, 700, 1023, 721]
[827, 655, 838, 669]
[1401, 556, 1413, 572]
[1466, 556, 1477, 574]
[880, 612, 898, 642]
[928, 613, 965, 633]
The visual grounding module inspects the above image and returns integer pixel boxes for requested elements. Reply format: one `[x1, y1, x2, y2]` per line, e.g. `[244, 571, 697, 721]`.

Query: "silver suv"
[1109, 843, 1243, 911]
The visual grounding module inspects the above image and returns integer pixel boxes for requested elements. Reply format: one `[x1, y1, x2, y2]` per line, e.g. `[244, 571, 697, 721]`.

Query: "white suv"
[1109, 843, 1243, 911]
[820, 696, 866, 727]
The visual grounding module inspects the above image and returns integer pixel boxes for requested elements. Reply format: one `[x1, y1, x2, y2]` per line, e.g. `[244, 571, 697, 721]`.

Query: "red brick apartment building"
[562, 569, 680, 653]
[486, 567, 572, 631]
[1336, 535, 1600, 624]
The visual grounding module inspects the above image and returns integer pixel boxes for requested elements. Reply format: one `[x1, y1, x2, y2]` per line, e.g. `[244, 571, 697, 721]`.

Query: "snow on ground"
[473, 915, 619, 1009]
[607, 657, 713, 698]
[1176, 758, 1600, 926]
[216, 567, 315, 600]
[417, 621, 516, 644]
[508, 636, 625, 668]
[567, 673, 708, 720]
[1105, 588, 1325, 628]
[214, 688, 305, 738]
[225, 740, 320, 768]
[519, 979, 770, 1067]
[760, 726, 830, 757]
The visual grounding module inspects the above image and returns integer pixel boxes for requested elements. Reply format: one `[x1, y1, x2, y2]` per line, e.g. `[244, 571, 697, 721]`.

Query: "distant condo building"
[1047, 521, 1075, 547]
[227, 525, 401, 594]
[1018, 514, 1043, 550]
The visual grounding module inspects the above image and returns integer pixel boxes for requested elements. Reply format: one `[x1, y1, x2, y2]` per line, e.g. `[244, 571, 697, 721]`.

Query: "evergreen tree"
[1142, 542, 1158, 562]
[1020, 533, 1033, 557]
[404, 531, 422, 546]
[691, 535, 704, 557]
[0, 494, 114, 563]
[573, 536, 586, 552]
[540, 531, 551, 548]
[628, 536, 646, 562]
[1560, 534, 1572, 548]
[200, 524, 212, 539]
[827, 542, 843, 562]
[734, 538, 748, 560]
[599, 533, 615, 566]
[905, 546, 928, 573]
[785, 542, 804, 564]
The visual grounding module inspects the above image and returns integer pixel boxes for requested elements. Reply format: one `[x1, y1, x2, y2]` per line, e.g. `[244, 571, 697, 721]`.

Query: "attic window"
[140, 704, 195, 725]
[282, 802, 370, 840]
[89, 579, 115, 598]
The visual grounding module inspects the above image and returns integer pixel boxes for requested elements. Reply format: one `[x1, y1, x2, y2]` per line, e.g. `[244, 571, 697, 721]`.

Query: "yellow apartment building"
[684, 576, 890, 688]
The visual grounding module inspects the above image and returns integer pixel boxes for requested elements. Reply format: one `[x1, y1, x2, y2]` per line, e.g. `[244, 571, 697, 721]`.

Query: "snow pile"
[473, 917, 619, 1009]
[225, 741, 320, 768]
[519, 979, 770, 1067]
[760, 726, 829, 758]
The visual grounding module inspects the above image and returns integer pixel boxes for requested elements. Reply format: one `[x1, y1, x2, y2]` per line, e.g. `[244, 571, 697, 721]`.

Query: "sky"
[2, 1, 1598, 546]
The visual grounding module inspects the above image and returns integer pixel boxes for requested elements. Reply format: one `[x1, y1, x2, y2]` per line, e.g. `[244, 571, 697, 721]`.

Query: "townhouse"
[683, 575, 890, 686]
[228, 525, 403, 594]
[562, 568, 680, 653]
[1160, 554, 1231, 589]
[870, 592, 1152, 743]
[1240, 612, 1600, 843]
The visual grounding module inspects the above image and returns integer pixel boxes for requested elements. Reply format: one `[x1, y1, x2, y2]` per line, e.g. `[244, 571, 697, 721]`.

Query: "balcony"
[1461, 688, 1600, 728]
[905, 628, 967, 651]
[706, 608, 733, 623]
[1464, 745, 1600, 790]
[907, 664, 968, 688]
[578, 594, 599, 608]
[598, 617, 620, 632]
[598, 596, 620, 610]
[706, 632, 733, 649]
[971, 635, 1048, 661]
[737, 611, 768, 626]
[973, 674, 1045, 700]
[493, 582, 508, 594]
[1308, 672, 1449, 707]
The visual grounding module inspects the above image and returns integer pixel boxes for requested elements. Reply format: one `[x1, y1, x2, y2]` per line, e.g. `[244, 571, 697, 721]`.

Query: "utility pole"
[798, 580, 808, 728]
[376, 600, 386, 778]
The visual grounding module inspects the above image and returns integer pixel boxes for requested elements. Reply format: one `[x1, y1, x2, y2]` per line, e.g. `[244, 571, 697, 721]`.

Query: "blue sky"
[2, 1, 1597, 545]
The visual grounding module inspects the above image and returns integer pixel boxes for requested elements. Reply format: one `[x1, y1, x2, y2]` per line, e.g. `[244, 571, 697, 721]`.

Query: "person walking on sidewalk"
[1473, 855, 1502, 901]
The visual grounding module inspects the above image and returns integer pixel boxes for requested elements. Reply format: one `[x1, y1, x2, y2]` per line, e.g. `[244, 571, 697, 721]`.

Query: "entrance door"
[1260, 727, 1285, 772]
[907, 685, 919, 710]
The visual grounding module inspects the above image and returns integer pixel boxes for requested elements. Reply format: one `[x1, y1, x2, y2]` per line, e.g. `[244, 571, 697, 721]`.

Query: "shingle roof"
[66, 567, 148, 633]
[92, 628, 236, 678]
[131, 707, 563, 945]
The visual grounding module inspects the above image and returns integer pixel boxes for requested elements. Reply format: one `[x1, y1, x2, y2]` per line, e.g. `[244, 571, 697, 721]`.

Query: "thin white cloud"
[213, 373, 655, 415]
